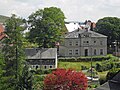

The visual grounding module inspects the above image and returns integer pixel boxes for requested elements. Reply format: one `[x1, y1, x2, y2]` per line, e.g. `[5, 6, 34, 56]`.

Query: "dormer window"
[83, 34, 90, 37]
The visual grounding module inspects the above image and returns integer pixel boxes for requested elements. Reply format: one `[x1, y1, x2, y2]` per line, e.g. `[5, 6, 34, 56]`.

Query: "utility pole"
[90, 36, 93, 81]
[90, 22, 93, 81]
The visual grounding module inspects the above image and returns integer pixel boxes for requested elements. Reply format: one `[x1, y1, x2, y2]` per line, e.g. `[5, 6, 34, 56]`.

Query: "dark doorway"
[85, 49, 88, 56]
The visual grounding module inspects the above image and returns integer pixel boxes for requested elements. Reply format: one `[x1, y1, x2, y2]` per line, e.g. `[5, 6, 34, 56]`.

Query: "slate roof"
[25, 48, 57, 59]
[95, 71, 120, 90]
[65, 29, 107, 38]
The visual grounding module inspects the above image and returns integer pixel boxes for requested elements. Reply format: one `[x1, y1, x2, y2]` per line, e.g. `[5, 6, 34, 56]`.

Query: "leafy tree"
[18, 63, 33, 90]
[1, 14, 26, 90]
[95, 17, 120, 48]
[0, 49, 5, 90]
[28, 7, 67, 48]
[44, 69, 88, 90]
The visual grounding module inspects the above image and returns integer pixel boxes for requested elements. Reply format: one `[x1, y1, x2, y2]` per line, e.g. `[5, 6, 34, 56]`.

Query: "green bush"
[99, 74, 107, 85]
[30, 69, 56, 75]
[33, 75, 45, 89]
[81, 65, 87, 70]
[59, 55, 111, 62]
[106, 68, 120, 81]
[95, 63, 103, 72]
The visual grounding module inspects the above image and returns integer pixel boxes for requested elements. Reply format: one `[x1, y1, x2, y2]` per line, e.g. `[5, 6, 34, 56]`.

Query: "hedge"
[58, 55, 111, 62]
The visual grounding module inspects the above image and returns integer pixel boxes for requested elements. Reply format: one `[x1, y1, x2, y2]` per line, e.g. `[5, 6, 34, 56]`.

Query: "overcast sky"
[0, 0, 120, 22]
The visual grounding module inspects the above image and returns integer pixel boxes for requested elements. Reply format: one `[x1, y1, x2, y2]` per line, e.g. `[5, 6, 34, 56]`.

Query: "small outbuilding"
[25, 48, 57, 69]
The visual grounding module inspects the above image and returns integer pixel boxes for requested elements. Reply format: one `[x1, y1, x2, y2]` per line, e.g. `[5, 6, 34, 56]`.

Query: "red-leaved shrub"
[44, 69, 88, 90]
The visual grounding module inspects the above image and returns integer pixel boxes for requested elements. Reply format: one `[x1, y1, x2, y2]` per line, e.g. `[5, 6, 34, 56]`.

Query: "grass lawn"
[98, 71, 108, 78]
[58, 61, 101, 71]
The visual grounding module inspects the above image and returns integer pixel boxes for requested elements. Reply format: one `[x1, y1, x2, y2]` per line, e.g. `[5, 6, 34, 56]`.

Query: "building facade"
[59, 25, 107, 57]
[25, 48, 57, 69]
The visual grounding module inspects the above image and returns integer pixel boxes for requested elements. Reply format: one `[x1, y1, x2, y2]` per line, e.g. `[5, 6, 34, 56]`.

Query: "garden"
[29, 54, 120, 89]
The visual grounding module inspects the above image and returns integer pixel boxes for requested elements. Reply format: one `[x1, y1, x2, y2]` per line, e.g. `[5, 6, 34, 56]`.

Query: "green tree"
[95, 17, 120, 48]
[0, 49, 5, 90]
[19, 63, 33, 90]
[28, 7, 67, 48]
[1, 14, 26, 90]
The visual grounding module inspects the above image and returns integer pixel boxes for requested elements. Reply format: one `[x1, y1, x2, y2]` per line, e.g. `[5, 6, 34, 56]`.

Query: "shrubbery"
[30, 69, 56, 75]
[95, 59, 120, 72]
[59, 55, 111, 62]
[106, 68, 120, 81]
[43, 69, 88, 90]
[99, 76, 107, 85]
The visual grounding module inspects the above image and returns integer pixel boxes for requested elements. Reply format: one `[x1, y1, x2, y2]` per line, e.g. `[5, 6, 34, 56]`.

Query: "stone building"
[59, 21, 107, 57]
[25, 48, 57, 69]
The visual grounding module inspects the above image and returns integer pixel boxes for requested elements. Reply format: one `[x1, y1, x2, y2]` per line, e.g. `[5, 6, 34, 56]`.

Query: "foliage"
[58, 61, 102, 71]
[0, 50, 5, 90]
[28, 7, 67, 48]
[44, 69, 88, 90]
[33, 74, 45, 90]
[59, 55, 111, 62]
[81, 65, 87, 70]
[99, 75, 107, 85]
[95, 63, 102, 72]
[106, 68, 120, 81]
[95, 17, 120, 48]
[95, 55, 119, 72]
[30, 68, 55, 75]
[1, 14, 26, 90]
[18, 63, 33, 90]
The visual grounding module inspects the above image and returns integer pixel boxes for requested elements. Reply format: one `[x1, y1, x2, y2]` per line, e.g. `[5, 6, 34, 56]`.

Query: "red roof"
[0, 24, 4, 33]
[0, 24, 6, 40]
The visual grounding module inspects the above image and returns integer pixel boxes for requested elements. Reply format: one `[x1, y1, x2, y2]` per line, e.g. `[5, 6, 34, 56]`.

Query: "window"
[100, 41, 103, 45]
[94, 49, 96, 55]
[75, 49, 79, 55]
[69, 50, 72, 55]
[85, 49, 88, 56]
[86, 41, 89, 43]
[94, 41, 96, 43]
[100, 49, 103, 55]
[83, 41, 89, 43]
[44, 66, 47, 69]
[84, 34, 89, 37]
[69, 41, 72, 46]
[76, 41, 79, 46]
[50, 65, 52, 68]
